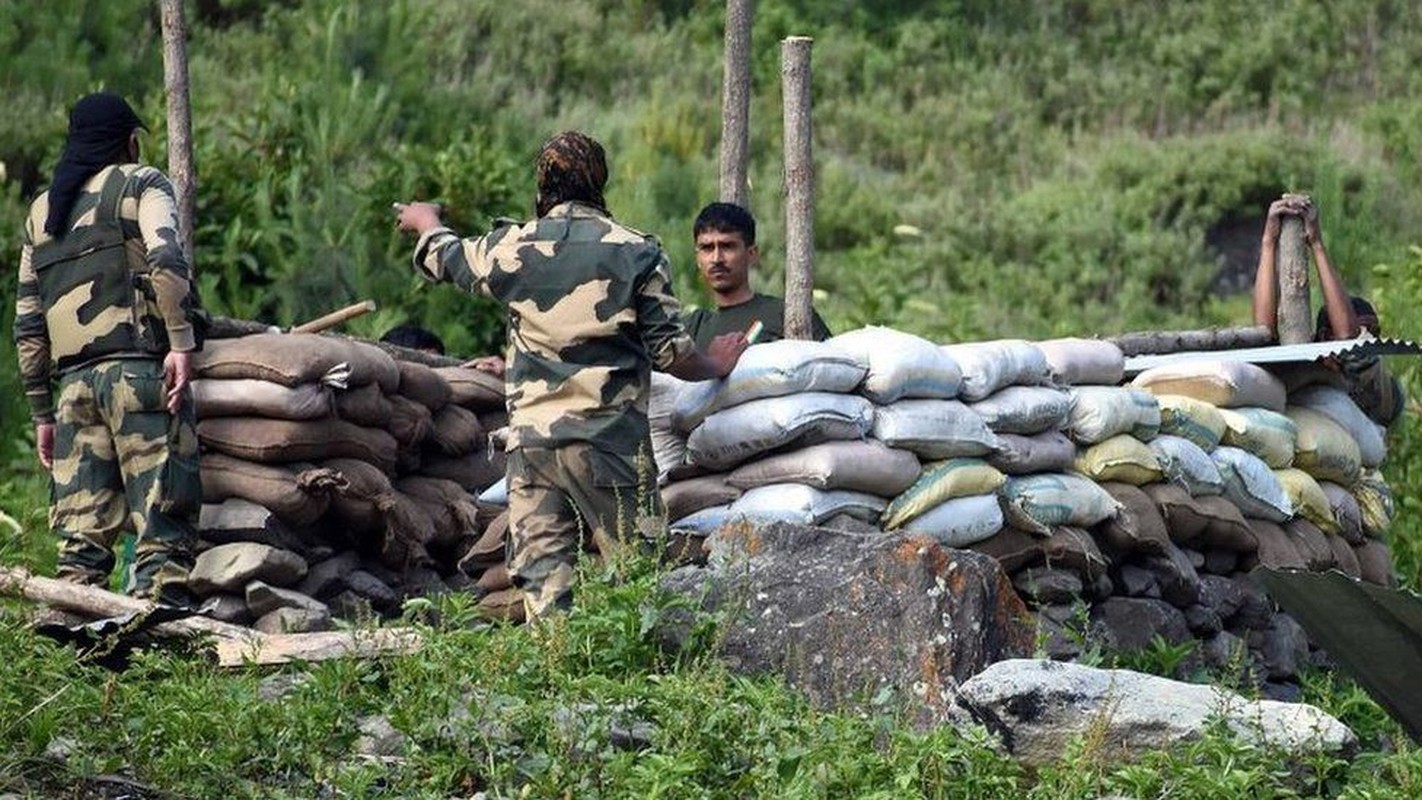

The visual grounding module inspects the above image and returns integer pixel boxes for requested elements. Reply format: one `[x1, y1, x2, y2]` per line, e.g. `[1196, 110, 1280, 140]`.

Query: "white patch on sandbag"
[192, 378, 335, 421]
[827, 326, 963, 403]
[1033, 337, 1125, 386]
[1065, 386, 1160, 444]
[940, 340, 1050, 401]
[1211, 446, 1292, 522]
[673, 340, 866, 431]
[872, 398, 1002, 460]
[969, 386, 1074, 435]
[900, 493, 1004, 547]
[1148, 435, 1225, 496]
[1290, 385, 1387, 468]
[649, 372, 692, 482]
[731, 483, 888, 525]
[478, 477, 508, 507]
[688, 392, 875, 470]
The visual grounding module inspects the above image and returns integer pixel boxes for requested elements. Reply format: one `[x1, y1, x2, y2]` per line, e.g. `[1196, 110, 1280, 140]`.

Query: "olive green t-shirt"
[682, 293, 831, 350]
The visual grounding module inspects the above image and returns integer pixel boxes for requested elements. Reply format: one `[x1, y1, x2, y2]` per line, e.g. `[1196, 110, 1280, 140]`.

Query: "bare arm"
[1301, 201, 1360, 340]
[1251, 199, 1293, 334]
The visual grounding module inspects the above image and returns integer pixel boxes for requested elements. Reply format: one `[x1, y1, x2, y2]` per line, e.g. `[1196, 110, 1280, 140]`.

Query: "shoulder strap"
[94, 165, 129, 225]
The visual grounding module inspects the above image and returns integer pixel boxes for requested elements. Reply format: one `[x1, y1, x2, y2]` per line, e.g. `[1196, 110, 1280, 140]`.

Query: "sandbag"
[1097, 482, 1171, 556]
[1286, 406, 1363, 487]
[988, 430, 1077, 475]
[1033, 337, 1125, 386]
[1132, 360, 1287, 411]
[968, 386, 1073, 435]
[387, 394, 434, 448]
[1211, 447, 1291, 523]
[194, 332, 355, 387]
[1354, 541, 1396, 587]
[727, 439, 920, 496]
[1190, 494, 1258, 553]
[1290, 384, 1386, 468]
[435, 365, 506, 409]
[969, 527, 1044, 573]
[324, 457, 397, 534]
[396, 360, 452, 411]
[1217, 407, 1296, 468]
[1148, 435, 1225, 496]
[688, 392, 875, 470]
[667, 504, 738, 536]
[661, 474, 742, 521]
[1155, 394, 1227, 450]
[941, 339, 1050, 401]
[345, 340, 401, 394]
[900, 494, 1004, 547]
[871, 398, 1001, 460]
[827, 326, 963, 403]
[199, 452, 341, 527]
[1246, 520, 1307, 571]
[1073, 435, 1163, 486]
[1041, 526, 1112, 582]
[461, 510, 509, 570]
[478, 477, 508, 507]
[1285, 518, 1336, 571]
[396, 476, 481, 548]
[424, 450, 505, 493]
[1001, 473, 1120, 534]
[199, 417, 398, 474]
[730, 484, 887, 525]
[1320, 481, 1365, 546]
[427, 404, 484, 457]
[1141, 482, 1208, 544]
[192, 378, 333, 421]
[673, 340, 867, 431]
[1065, 386, 1160, 444]
[1354, 469, 1394, 539]
[333, 383, 394, 428]
[882, 458, 1007, 530]
[1274, 468, 1338, 534]
[650, 372, 692, 481]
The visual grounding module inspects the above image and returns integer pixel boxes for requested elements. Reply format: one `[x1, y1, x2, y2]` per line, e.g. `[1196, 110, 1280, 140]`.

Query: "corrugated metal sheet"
[1122, 336, 1422, 375]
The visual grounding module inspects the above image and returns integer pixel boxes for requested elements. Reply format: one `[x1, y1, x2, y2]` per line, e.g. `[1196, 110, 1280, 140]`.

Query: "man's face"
[695, 229, 757, 295]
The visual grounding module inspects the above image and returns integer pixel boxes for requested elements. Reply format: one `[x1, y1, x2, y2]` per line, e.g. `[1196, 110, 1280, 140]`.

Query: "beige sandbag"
[323, 458, 435, 567]
[402, 491, 460, 546]
[1274, 469, 1338, 534]
[396, 476, 481, 548]
[1097, 482, 1171, 556]
[333, 383, 393, 427]
[192, 378, 333, 421]
[387, 394, 434, 448]
[397, 360, 452, 411]
[423, 451, 506, 493]
[661, 475, 742, 521]
[199, 452, 342, 527]
[195, 332, 354, 387]
[1353, 470, 1394, 539]
[428, 404, 485, 457]
[436, 365, 506, 409]
[1033, 337, 1125, 386]
[1132, 359, 1287, 411]
[1074, 435, 1163, 486]
[1155, 394, 1227, 450]
[1284, 519, 1336, 571]
[1246, 520, 1307, 571]
[199, 417, 398, 474]
[1286, 406, 1362, 487]
[1001, 473, 1120, 534]
[882, 458, 1006, 530]
[1218, 407, 1297, 468]
[1354, 541, 1396, 587]
[728, 440, 920, 496]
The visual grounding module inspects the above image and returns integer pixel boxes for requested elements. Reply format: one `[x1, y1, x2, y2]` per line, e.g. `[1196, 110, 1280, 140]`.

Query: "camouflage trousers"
[50, 358, 200, 602]
[506, 443, 662, 619]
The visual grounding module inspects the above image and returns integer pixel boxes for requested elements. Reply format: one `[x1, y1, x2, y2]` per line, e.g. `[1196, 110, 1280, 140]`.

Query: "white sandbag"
[901, 494, 1004, 547]
[1148, 435, 1225, 496]
[478, 477, 508, 507]
[940, 340, 1050, 401]
[872, 398, 1001, 459]
[668, 504, 738, 535]
[827, 326, 963, 403]
[1132, 359, 1287, 411]
[1218, 407, 1297, 468]
[1065, 386, 1160, 444]
[1001, 473, 1121, 534]
[192, 378, 333, 421]
[1210, 446, 1292, 522]
[1033, 337, 1125, 386]
[727, 439, 921, 496]
[988, 431, 1077, 475]
[673, 340, 866, 431]
[1290, 385, 1387, 468]
[968, 386, 1074, 435]
[688, 392, 875, 470]
[730, 484, 888, 525]
[649, 372, 692, 481]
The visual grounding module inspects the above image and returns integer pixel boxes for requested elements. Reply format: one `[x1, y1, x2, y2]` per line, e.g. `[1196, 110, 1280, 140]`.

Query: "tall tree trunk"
[781, 36, 814, 341]
[160, 0, 197, 267]
[719, 0, 754, 209]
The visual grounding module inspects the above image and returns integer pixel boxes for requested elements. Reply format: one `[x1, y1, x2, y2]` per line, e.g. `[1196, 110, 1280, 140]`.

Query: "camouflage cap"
[534, 131, 607, 217]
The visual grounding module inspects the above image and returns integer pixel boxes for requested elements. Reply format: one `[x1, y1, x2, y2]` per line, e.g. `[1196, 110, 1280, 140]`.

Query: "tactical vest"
[29, 166, 174, 373]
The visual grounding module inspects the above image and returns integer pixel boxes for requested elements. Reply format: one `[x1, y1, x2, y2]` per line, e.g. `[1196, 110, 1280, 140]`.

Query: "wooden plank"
[1108, 325, 1275, 357]
[213, 628, 422, 667]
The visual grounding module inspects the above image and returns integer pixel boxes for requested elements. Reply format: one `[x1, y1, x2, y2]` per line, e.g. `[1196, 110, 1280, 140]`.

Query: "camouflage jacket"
[14, 163, 201, 421]
[413, 201, 697, 454]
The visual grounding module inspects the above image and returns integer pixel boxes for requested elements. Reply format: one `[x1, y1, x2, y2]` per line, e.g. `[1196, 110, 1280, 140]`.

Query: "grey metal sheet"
[1123, 336, 1422, 374]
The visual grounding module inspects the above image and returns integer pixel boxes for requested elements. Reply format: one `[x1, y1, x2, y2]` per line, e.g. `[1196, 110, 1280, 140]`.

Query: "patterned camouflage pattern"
[506, 444, 662, 617]
[15, 163, 201, 421]
[413, 201, 697, 454]
[50, 359, 200, 600]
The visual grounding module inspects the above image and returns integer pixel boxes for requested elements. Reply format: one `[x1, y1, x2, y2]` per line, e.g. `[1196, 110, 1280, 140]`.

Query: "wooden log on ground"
[1109, 325, 1275, 357]
[213, 628, 423, 667]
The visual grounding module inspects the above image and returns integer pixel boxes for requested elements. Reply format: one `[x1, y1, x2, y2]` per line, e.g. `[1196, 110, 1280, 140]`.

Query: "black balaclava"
[44, 92, 146, 237]
[533, 131, 608, 218]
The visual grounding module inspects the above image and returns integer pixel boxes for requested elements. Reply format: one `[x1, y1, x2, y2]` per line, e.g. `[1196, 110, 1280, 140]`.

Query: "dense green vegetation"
[5, 0, 1422, 794]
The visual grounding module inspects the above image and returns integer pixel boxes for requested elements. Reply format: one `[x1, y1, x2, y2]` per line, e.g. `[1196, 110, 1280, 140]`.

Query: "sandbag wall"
[651, 328, 1400, 691]
[189, 332, 509, 632]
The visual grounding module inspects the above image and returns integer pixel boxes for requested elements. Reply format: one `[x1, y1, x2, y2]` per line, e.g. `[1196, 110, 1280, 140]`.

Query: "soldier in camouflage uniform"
[13, 92, 204, 604]
[396, 131, 747, 618]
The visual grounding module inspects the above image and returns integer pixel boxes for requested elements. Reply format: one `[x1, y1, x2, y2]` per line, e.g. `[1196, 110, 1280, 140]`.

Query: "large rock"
[188, 542, 308, 595]
[659, 521, 1033, 727]
[957, 659, 1356, 767]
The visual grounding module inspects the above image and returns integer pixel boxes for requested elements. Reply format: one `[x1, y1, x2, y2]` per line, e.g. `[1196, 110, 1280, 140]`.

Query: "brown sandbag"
[427, 404, 485, 457]
[346, 339, 401, 393]
[387, 395, 433, 448]
[396, 476, 481, 548]
[1042, 526, 1111, 583]
[662, 474, 742, 522]
[1098, 482, 1172, 557]
[397, 360, 452, 411]
[424, 451, 506, 493]
[1192, 495, 1257, 554]
[1141, 482, 1208, 544]
[436, 366, 506, 409]
[195, 332, 354, 386]
[1327, 533, 1362, 579]
[1353, 540, 1396, 587]
[1244, 520, 1306, 571]
[1284, 519, 1336, 571]
[334, 383, 393, 427]
[200, 452, 343, 527]
[325, 458, 395, 535]
[200, 417, 398, 474]
[192, 378, 333, 421]
[969, 527, 1044, 573]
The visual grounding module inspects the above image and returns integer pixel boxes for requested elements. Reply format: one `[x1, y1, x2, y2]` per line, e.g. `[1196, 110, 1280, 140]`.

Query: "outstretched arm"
[1300, 200, 1360, 340]
[1252, 199, 1293, 334]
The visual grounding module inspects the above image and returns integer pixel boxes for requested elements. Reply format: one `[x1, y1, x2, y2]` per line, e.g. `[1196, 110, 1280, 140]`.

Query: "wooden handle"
[292, 300, 377, 334]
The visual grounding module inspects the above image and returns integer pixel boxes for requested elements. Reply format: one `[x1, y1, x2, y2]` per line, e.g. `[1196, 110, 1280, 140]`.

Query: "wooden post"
[781, 36, 814, 341]
[719, 0, 754, 208]
[160, 0, 197, 267]
[1276, 192, 1312, 344]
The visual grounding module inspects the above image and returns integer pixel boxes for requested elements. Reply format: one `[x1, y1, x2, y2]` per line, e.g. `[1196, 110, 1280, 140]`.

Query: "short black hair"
[1315, 296, 1380, 340]
[693, 202, 756, 246]
[381, 324, 446, 354]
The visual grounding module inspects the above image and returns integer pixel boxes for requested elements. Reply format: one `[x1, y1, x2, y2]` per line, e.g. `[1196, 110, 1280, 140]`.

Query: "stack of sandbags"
[190, 332, 507, 629]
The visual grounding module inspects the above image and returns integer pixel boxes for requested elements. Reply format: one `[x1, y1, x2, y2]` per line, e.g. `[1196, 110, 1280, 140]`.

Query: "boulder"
[188, 542, 308, 595]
